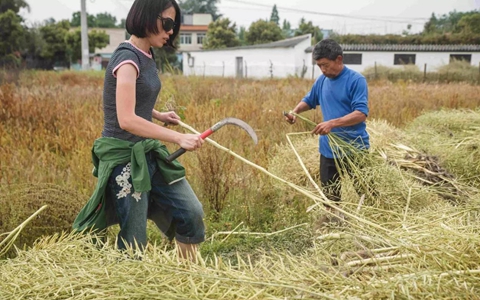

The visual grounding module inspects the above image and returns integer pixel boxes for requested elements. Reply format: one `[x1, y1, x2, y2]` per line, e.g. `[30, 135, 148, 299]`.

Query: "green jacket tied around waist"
[72, 137, 185, 233]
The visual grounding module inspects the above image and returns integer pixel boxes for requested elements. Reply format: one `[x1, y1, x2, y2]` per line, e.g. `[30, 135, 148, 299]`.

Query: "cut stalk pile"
[1, 73, 480, 299]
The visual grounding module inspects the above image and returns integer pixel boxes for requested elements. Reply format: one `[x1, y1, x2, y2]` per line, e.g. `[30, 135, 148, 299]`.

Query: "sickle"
[165, 117, 258, 163]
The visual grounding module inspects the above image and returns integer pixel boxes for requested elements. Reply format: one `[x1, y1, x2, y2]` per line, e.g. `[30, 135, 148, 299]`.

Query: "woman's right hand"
[178, 134, 204, 151]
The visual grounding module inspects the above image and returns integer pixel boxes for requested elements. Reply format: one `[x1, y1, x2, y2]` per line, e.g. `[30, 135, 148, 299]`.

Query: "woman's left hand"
[160, 111, 181, 125]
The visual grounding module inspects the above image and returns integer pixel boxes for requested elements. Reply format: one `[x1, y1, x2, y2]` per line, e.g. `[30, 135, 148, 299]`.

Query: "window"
[197, 33, 206, 45]
[343, 53, 362, 65]
[394, 54, 416, 65]
[450, 54, 472, 63]
[180, 33, 192, 45]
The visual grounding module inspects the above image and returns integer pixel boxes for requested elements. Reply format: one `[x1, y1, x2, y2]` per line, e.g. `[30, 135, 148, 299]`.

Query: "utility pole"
[80, 0, 90, 70]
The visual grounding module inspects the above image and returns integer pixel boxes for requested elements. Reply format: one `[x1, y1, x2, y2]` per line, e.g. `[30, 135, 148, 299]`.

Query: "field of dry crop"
[1, 71, 480, 299]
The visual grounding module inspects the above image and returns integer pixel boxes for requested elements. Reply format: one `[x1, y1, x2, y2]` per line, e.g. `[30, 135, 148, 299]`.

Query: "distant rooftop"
[305, 44, 480, 53]
[190, 34, 311, 52]
[180, 25, 209, 32]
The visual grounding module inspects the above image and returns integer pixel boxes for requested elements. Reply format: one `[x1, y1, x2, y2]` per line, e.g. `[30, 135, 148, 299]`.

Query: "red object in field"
[165, 117, 258, 163]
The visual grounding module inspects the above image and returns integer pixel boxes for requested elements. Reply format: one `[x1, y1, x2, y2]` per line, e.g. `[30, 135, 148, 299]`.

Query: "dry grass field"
[1, 71, 480, 299]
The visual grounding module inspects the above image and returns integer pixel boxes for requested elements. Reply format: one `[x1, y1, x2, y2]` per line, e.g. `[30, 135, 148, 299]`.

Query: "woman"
[73, 0, 205, 260]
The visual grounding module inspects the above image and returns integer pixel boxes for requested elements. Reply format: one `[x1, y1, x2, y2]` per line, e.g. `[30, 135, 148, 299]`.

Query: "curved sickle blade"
[214, 117, 258, 144]
[166, 117, 258, 163]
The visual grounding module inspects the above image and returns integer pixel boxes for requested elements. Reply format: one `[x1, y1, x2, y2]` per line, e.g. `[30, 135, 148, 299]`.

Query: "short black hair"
[312, 39, 343, 61]
[126, 0, 181, 49]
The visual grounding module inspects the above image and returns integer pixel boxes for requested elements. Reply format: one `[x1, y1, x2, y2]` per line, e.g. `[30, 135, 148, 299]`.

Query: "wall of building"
[183, 15, 193, 25]
[293, 38, 314, 78]
[473, 54, 480, 67]
[92, 28, 126, 54]
[179, 14, 211, 52]
[183, 13, 212, 25]
[179, 32, 206, 52]
[184, 38, 480, 79]
[302, 51, 321, 79]
[303, 51, 480, 78]
[183, 47, 300, 78]
[336, 52, 479, 73]
[192, 14, 212, 25]
[183, 36, 312, 79]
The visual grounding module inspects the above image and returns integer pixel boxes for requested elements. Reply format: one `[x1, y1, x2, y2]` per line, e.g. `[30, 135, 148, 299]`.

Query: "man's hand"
[160, 111, 181, 126]
[284, 111, 296, 124]
[312, 121, 334, 135]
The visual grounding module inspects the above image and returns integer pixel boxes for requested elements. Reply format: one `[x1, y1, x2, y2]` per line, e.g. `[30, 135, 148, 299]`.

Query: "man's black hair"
[312, 39, 343, 61]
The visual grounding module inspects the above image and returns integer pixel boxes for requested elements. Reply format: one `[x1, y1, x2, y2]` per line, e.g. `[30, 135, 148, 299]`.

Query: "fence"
[3, 59, 479, 85]
[185, 60, 480, 84]
[363, 62, 480, 84]
[186, 60, 311, 79]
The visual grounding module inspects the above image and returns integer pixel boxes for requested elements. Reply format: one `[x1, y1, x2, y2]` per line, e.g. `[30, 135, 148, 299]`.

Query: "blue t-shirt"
[302, 66, 369, 159]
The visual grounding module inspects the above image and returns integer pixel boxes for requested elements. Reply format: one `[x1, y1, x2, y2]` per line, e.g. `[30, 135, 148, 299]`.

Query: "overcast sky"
[22, 0, 480, 35]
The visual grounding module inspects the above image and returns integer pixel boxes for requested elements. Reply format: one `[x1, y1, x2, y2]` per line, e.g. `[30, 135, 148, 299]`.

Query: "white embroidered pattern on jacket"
[115, 162, 142, 202]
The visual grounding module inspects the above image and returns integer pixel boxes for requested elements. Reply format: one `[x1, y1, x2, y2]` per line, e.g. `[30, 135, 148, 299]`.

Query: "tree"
[25, 23, 46, 58]
[44, 17, 56, 25]
[324, 9, 480, 46]
[0, 10, 25, 56]
[422, 10, 480, 34]
[203, 18, 240, 49]
[330, 32, 480, 45]
[70, 11, 96, 27]
[95, 13, 117, 28]
[269, 4, 279, 25]
[0, 0, 29, 67]
[118, 18, 126, 29]
[0, 0, 29, 14]
[457, 14, 480, 34]
[39, 20, 70, 67]
[65, 29, 109, 63]
[245, 19, 283, 45]
[153, 38, 181, 73]
[70, 11, 121, 28]
[87, 30, 109, 53]
[64, 29, 81, 64]
[294, 18, 322, 44]
[179, 0, 221, 21]
[423, 13, 438, 34]
[238, 26, 247, 45]
[282, 19, 293, 38]
[402, 24, 413, 36]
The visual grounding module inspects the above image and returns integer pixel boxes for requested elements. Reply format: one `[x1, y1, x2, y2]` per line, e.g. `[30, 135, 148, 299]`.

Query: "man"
[285, 39, 370, 221]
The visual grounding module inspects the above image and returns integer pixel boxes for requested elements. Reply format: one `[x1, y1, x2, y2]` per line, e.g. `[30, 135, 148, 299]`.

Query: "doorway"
[235, 57, 243, 78]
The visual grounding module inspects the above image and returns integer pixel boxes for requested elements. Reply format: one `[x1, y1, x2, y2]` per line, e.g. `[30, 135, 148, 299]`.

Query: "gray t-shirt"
[102, 41, 161, 143]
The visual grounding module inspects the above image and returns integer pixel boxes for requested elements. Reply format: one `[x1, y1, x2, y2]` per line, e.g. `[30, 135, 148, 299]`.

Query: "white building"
[68, 27, 126, 70]
[183, 36, 480, 79]
[182, 34, 313, 78]
[306, 44, 480, 77]
[180, 13, 212, 52]
[91, 28, 127, 70]
[92, 28, 127, 55]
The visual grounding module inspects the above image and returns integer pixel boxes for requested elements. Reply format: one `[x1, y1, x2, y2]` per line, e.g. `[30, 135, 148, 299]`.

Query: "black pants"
[320, 153, 373, 205]
[320, 154, 344, 203]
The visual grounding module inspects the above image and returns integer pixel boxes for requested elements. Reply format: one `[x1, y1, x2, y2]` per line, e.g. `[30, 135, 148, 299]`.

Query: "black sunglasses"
[157, 16, 176, 32]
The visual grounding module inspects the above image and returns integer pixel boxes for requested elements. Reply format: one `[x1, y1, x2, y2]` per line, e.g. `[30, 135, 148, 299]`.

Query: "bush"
[363, 62, 480, 84]
[363, 64, 422, 82]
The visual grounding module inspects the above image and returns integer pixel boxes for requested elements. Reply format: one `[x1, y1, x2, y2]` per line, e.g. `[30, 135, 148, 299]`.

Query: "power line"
[120, 0, 426, 24]
[220, 5, 271, 12]
[222, 0, 428, 24]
